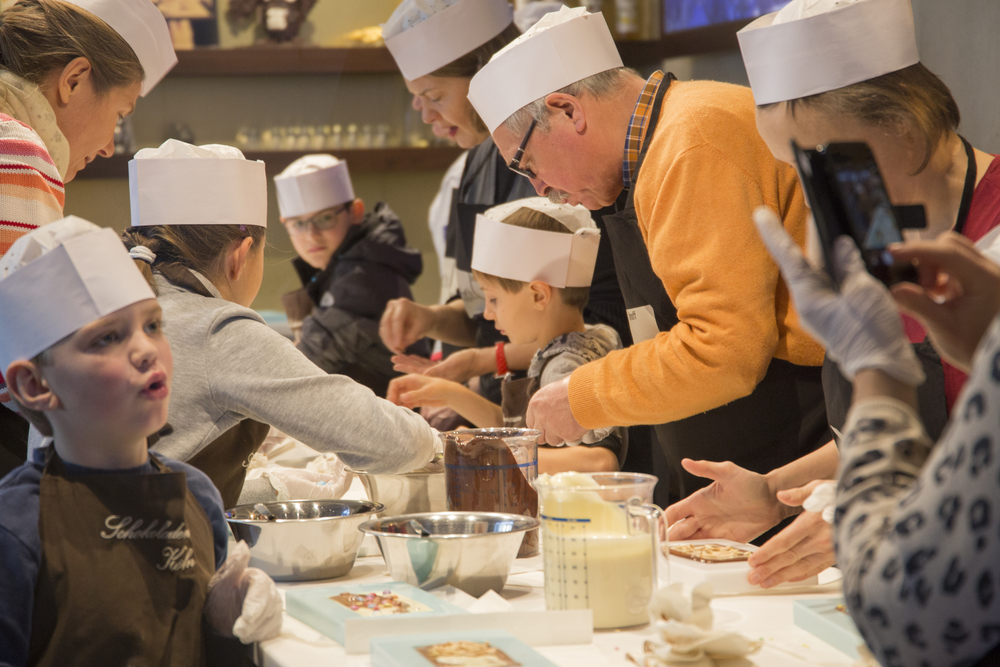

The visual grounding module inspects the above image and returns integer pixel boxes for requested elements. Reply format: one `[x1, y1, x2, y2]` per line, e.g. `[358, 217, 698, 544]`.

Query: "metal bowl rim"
[225, 499, 385, 524]
[358, 511, 539, 539]
[347, 468, 444, 477]
[438, 427, 541, 438]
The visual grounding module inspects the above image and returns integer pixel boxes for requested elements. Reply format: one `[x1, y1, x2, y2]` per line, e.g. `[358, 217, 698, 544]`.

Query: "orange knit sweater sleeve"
[568, 82, 823, 429]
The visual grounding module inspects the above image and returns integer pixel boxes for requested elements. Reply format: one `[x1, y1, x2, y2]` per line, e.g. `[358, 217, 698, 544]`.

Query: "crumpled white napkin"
[134, 138, 246, 161]
[632, 584, 762, 666]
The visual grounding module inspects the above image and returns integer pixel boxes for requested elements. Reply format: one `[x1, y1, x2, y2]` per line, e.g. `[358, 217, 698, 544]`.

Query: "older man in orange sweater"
[467, 7, 830, 507]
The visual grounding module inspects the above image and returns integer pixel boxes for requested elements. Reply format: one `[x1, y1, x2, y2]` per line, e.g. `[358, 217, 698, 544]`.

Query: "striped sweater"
[0, 113, 65, 407]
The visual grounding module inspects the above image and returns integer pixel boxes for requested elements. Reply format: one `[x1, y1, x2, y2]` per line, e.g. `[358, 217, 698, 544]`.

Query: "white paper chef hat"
[129, 139, 267, 228]
[0, 216, 155, 373]
[468, 6, 623, 134]
[737, 0, 920, 105]
[514, 2, 566, 32]
[471, 197, 600, 288]
[62, 0, 176, 96]
[273, 155, 355, 219]
[381, 0, 514, 81]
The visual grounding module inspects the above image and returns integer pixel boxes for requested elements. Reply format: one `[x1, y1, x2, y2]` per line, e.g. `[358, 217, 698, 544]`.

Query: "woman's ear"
[54, 57, 94, 106]
[349, 199, 365, 225]
[227, 236, 255, 281]
[6, 360, 60, 413]
[529, 281, 553, 310]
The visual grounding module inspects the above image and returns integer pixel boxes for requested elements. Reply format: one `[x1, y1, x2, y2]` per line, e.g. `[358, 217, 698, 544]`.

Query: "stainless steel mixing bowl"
[226, 499, 383, 581]
[358, 511, 539, 597]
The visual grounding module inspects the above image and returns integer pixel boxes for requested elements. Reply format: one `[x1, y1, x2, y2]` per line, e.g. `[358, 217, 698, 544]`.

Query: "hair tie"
[239, 224, 247, 233]
[129, 245, 156, 265]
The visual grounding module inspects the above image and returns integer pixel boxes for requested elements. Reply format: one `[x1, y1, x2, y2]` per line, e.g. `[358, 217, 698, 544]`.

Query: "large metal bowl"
[358, 512, 539, 597]
[352, 469, 447, 516]
[226, 499, 383, 581]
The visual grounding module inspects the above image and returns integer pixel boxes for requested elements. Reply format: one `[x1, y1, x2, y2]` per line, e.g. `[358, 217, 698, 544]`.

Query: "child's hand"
[387, 374, 456, 409]
[380, 298, 435, 353]
[392, 348, 488, 384]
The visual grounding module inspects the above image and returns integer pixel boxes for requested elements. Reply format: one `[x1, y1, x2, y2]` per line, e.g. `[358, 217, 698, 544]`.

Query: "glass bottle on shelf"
[260, 127, 275, 151]
[358, 124, 373, 149]
[343, 123, 358, 149]
[615, 0, 639, 39]
[327, 124, 342, 150]
[309, 126, 325, 150]
[373, 124, 389, 149]
[295, 126, 311, 150]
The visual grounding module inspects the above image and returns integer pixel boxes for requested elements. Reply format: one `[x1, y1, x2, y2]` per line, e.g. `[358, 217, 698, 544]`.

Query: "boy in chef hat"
[0, 217, 281, 665]
[388, 197, 626, 473]
[274, 154, 426, 397]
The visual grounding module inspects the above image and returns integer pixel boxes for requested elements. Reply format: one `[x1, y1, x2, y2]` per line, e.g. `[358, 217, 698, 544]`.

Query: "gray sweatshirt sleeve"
[202, 310, 437, 474]
[834, 317, 1000, 666]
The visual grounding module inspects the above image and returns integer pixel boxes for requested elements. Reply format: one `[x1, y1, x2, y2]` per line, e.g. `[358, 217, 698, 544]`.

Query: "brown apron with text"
[28, 448, 214, 667]
[187, 419, 269, 508]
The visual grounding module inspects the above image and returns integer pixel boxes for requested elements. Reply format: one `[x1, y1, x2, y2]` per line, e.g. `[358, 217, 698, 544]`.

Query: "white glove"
[204, 541, 283, 643]
[754, 207, 925, 387]
[258, 466, 352, 501]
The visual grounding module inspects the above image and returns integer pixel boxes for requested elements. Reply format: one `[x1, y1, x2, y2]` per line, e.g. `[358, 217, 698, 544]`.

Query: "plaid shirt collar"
[622, 70, 666, 192]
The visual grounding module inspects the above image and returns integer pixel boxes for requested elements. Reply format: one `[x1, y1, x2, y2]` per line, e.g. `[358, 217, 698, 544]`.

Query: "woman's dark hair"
[760, 63, 961, 174]
[428, 21, 521, 78]
[122, 224, 266, 296]
[425, 21, 521, 135]
[0, 0, 143, 94]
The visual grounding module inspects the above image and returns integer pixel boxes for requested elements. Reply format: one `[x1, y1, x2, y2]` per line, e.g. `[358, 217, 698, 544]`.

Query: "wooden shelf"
[171, 46, 400, 76]
[168, 40, 672, 77]
[77, 146, 466, 179]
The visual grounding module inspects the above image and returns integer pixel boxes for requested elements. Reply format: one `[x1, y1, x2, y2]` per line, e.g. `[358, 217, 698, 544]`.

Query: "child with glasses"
[275, 155, 427, 397]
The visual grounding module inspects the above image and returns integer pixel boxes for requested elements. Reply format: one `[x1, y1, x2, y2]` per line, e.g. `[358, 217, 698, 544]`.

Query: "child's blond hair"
[472, 207, 590, 311]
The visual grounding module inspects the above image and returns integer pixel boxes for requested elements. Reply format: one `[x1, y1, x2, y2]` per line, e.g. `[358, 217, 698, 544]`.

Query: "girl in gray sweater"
[122, 141, 438, 506]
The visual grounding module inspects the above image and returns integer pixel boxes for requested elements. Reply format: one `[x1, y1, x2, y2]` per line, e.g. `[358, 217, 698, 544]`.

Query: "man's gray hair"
[500, 67, 638, 136]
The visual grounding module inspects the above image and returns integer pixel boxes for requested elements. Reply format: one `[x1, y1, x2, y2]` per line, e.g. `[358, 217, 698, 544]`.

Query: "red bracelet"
[495, 342, 509, 377]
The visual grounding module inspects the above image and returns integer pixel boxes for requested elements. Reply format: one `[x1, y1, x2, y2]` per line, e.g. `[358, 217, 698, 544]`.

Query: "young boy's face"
[43, 299, 172, 442]
[480, 279, 543, 346]
[282, 204, 354, 270]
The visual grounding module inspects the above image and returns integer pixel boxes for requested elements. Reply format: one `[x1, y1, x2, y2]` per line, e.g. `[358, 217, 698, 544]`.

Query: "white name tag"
[627, 305, 660, 344]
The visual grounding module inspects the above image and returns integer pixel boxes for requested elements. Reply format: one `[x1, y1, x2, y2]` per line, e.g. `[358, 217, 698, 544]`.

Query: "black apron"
[821, 136, 980, 443]
[28, 447, 214, 666]
[601, 74, 830, 506]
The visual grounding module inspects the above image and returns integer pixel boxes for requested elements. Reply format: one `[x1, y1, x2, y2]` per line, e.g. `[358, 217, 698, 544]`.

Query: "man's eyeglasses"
[507, 118, 537, 180]
[283, 204, 349, 236]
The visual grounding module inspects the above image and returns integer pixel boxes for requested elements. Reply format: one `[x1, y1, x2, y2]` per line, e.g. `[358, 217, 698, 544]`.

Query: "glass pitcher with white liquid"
[535, 472, 662, 629]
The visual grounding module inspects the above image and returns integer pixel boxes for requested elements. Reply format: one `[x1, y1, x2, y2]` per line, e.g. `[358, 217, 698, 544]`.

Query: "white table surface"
[251, 477, 858, 667]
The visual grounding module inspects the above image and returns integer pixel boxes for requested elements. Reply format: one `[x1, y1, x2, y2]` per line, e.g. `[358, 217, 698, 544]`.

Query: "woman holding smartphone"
[665, 0, 999, 588]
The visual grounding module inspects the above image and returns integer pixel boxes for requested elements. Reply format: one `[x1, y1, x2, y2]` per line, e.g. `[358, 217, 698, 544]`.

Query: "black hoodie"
[294, 202, 425, 396]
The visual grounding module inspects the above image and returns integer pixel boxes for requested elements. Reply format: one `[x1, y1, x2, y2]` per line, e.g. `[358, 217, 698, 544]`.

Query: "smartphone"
[791, 140, 918, 288]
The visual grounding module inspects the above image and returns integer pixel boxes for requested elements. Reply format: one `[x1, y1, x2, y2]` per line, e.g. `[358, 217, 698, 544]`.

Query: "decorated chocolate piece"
[667, 543, 753, 564]
[416, 640, 521, 667]
[329, 591, 432, 617]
